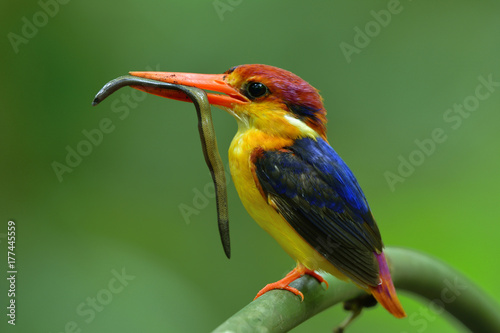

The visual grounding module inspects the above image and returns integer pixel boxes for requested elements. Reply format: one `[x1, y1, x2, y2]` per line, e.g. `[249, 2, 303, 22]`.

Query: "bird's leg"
[254, 264, 328, 301]
[333, 294, 378, 333]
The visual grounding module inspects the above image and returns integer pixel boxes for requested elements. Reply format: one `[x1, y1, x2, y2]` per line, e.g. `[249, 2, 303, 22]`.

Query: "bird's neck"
[233, 112, 320, 144]
[231, 124, 295, 155]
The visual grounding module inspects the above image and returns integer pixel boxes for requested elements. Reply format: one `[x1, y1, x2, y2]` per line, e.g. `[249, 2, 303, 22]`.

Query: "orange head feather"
[224, 64, 327, 139]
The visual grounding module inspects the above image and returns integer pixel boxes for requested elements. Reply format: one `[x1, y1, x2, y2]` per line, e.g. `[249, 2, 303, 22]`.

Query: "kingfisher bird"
[129, 64, 406, 319]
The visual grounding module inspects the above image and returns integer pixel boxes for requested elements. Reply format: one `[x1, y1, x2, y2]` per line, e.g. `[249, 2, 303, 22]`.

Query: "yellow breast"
[228, 127, 347, 279]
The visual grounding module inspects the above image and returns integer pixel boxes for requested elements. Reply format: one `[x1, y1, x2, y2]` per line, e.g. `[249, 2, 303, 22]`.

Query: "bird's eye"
[246, 82, 269, 99]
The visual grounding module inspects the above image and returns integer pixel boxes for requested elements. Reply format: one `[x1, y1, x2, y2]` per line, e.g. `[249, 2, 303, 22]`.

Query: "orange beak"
[129, 71, 249, 108]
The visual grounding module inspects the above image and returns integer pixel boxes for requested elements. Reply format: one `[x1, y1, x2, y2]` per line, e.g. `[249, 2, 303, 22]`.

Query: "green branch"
[212, 247, 500, 332]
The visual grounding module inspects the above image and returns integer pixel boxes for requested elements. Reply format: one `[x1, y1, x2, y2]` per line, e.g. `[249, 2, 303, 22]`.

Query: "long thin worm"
[92, 75, 231, 258]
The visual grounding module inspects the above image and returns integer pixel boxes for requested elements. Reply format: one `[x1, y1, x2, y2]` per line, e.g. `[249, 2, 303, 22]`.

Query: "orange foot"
[254, 264, 329, 301]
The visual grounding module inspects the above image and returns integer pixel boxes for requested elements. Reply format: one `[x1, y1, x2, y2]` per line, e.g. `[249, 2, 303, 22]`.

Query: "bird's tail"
[368, 252, 406, 318]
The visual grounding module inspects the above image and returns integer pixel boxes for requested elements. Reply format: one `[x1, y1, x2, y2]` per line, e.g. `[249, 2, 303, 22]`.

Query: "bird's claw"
[254, 284, 304, 301]
[254, 266, 327, 302]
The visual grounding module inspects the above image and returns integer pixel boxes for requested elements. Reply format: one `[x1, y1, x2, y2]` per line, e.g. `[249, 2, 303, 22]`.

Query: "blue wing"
[253, 137, 383, 287]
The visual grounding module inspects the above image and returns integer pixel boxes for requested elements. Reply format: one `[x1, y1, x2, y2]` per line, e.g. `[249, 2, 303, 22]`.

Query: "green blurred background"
[2, 0, 499, 332]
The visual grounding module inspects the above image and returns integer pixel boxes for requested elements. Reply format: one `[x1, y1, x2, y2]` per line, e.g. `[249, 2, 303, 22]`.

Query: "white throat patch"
[284, 114, 317, 137]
